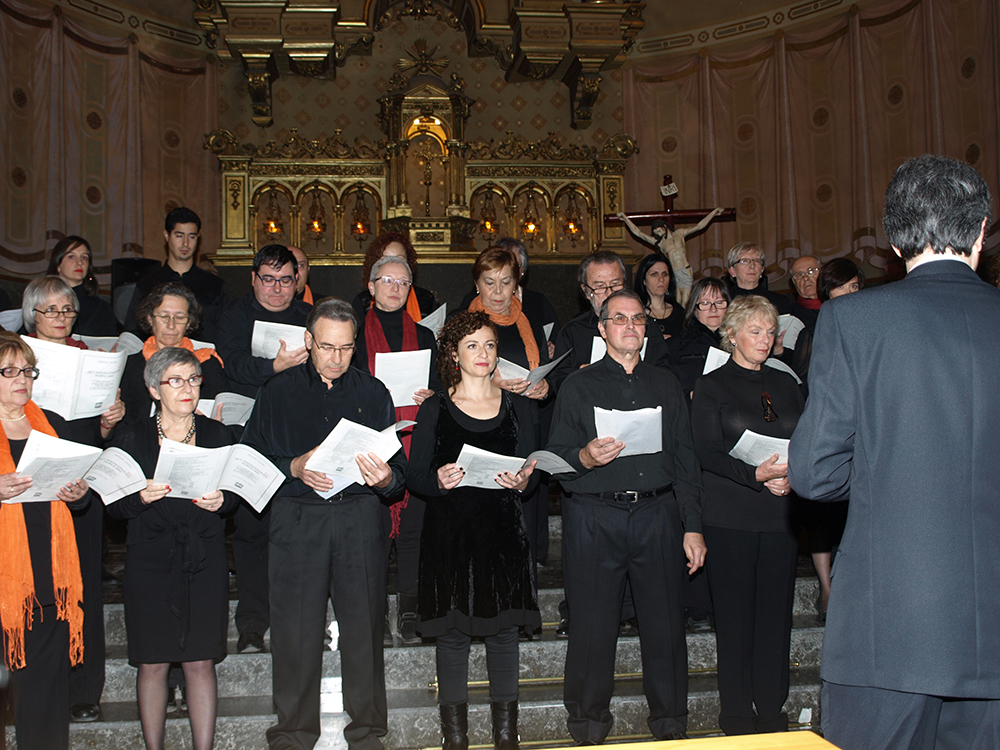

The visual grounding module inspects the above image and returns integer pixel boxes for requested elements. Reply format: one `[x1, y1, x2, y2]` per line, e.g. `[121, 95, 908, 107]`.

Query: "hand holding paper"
[594, 406, 662, 458]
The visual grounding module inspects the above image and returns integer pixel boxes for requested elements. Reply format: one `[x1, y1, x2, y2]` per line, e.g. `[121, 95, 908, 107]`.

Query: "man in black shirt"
[547, 290, 706, 743]
[216, 244, 312, 653]
[124, 207, 229, 341]
[242, 298, 405, 750]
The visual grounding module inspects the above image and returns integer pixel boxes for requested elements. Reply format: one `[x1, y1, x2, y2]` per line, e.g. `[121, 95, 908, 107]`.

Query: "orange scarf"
[0, 402, 84, 669]
[143, 336, 225, 368]
[302, 284, 314, 306]
[469, 294, 540, 369]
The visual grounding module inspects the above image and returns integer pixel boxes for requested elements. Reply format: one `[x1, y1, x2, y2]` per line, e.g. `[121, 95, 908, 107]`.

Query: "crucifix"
[605, 175, 735, 305]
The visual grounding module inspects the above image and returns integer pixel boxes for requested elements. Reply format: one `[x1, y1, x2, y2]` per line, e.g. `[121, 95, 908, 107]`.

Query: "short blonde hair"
[719, 295, 778, 353]
[726, 241, 765, 269]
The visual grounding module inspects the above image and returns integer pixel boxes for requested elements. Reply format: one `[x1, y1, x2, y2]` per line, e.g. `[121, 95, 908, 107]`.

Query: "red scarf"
[365, 309, 420, 537]
[797, 296, 822, 311]
[0, 402, 84, 669]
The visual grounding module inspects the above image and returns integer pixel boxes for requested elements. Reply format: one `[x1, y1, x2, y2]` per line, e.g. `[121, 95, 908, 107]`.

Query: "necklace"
[0, 413, 26, 423]
[156, 410, 196, 444]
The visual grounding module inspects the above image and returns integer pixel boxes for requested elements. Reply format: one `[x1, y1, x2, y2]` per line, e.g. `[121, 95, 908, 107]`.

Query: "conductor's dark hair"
[164, 207, 202, 233]
[883, 155, 992, 261]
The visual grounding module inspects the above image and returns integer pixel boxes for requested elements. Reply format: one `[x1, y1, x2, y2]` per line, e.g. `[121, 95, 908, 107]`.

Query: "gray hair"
[306, 297, 358, 338]
[143, 347, 202, 392]
[719, 295, 778, 354]
[726, 241, 765, 269]
[22, 276, 79, 333]
[495, 237, 528, 270]
[370, 255, 411, 283]
[578, 251, 626, 289]
[598, 289, 643, 322]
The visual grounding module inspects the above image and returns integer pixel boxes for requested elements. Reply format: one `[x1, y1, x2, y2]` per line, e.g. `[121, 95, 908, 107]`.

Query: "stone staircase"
[9, 518, 828, 749]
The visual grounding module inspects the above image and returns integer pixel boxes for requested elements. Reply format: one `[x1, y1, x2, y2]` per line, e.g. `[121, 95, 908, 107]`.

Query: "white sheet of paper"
[83, 447, 147, 505]
[778, 314, 805, 350]
[0, 309, 23, 332]
[9, 432, 101, 503]
[416, 303, 446, 338]
[27, 338, 126, 420]
[590, 336, 647, 363]
[374, 349, 431, 408]
[251, 321, 307, 359]
[524, 449, 575, 475]
[454, 444, 526, 489]
[594, 405, 662, 458]
[152, 441, 284, 510]
[495, 350, 570, 387]
[763, 357, 803, 384]
[73, 331, 144, 355]
[702, 346, 803, 385]
[209, 392, 256, 425]
[729, 430, 790, 466]
[188, 338, 216, 351]
[216, 444, 285, 512]
[305, 419, 402, 487]
[543, 323, 554, 341]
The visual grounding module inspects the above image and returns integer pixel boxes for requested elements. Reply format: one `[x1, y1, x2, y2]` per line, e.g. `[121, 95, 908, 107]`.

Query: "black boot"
[440, 703, 469, 750]
[397, 593, 421, 645]
[491, 700, 519, 750]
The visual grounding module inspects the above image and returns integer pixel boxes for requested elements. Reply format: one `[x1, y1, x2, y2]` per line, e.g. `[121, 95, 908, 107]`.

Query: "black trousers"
[562, 491, 688, 743]
[267, 496, 388, 750]
[69, 498, 105, 707]
[8, 605, 70, 750]
[436, 626, 519, 705]
[233, 501, 270, 636]
[704, 525, 798, 735]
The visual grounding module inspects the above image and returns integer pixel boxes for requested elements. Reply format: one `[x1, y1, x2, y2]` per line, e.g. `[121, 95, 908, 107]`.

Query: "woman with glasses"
[21, 276, 125, 723]
[47, 235, 117, 337]
[0, 332, 91, 750]
[352, 231, 438, 321]
[725, 242, 791, 316]
[119, 283, 224, 430]
[633, 252, 683, 340]
[690, 296, 804, 736]
[353, 255, 440, 645]
[107, 347, 240, 750]
[666, 278, 732, 399]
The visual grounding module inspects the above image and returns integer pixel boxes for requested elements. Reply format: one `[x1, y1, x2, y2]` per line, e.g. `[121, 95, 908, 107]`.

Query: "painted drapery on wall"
[622, 0, 999, 285]
[0, 0, 218, 283]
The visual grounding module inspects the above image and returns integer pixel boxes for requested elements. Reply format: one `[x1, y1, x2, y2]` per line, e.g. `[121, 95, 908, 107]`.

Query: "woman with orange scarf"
[0, 332, 90, 750]
[119, 283, 225, 430]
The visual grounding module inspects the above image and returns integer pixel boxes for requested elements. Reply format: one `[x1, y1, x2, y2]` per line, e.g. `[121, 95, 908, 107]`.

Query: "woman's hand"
[413, 388, 434, 406]
[771, 330, 786, 358]
[755, 453, 788, 483]
[0, 472, 32, 502]
[436, 462, 464, 491]
[764, 477, 792, 497]
[496, 460, 535, 492]
[194, 490, 224, 512]
[525, 378, 549, 400]
[56, 478, 88, 504]
[140, 481, 170, 505]
[356, 452, 392, 489]
[495, 376, 531, 396]
[100, 389, 126, 435]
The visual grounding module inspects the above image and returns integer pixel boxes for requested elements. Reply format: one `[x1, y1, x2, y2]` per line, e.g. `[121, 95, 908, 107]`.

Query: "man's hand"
[579, 436, 624, 469]
[273, 340, 309, 373]
[356, 452, 393, 490]
[684, 532, 707, 574]
[290, 447, 334, 492]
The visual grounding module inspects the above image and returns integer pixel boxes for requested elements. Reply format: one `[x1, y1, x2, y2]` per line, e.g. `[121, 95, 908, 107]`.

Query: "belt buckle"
[616, 490, 639, 503]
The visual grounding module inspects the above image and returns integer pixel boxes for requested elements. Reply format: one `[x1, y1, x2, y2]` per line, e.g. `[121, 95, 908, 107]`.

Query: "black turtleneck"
[353, 305, 441, 393]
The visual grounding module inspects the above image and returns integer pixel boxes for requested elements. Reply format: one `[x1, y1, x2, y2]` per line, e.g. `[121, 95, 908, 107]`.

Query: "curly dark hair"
[135, 282, 202, 337]
[361, 232, 418, 287]
[437, 311, 498, 390]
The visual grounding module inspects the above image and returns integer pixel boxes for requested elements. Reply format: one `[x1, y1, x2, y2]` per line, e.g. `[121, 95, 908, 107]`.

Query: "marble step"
[99, 616, 825, 703]
[100, 577, 824, 648]
[31, 668, 823, 749]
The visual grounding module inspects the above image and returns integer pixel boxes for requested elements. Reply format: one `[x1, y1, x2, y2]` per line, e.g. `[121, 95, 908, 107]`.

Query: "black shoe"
[440, 702, 469, 750]
[555, 617, 569, 638]
[70, 703, 100, 722]
[618, 617, 639, 638]
[397, 593, 421, 645]
[237, 630, 265, 653]
[659, 730, 688, 741]
[491, 700, 519, 750]
[686, 613, 713, 633]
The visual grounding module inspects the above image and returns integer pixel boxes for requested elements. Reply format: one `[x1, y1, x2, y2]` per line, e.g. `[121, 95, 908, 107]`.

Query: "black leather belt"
[319, 491, 347, 503]
[578, 483, 674, 503]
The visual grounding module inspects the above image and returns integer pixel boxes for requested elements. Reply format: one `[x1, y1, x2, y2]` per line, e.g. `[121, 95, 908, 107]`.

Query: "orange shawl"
[0, 402, 84, 669]
[143, 336, 225, 368]
[469, 294, 540, 369]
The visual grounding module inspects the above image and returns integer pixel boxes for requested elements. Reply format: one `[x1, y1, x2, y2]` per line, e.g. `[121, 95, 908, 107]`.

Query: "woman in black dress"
[691, 295, 804, 736]
[666, 277, 732, 398]
[407, 311, 540, 750]
[47, 236, 117, 337]
[633, 251, 683, 340]
[108, 348, 239, 750]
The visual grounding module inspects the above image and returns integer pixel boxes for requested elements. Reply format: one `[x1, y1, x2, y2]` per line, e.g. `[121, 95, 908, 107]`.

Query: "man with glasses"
[787, 255, 822, 383]
[547, 289, 705, 743]
[216, 243, 312, 653]
[726, 242, 791, 315]
[242, 297, 405, 750]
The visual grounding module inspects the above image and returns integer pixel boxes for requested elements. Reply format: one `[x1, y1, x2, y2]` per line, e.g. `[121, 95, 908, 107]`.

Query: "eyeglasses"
[0, 366, 39, 380]
[762, 392, 778, 423]
[160, 375, 204, 389]
[255, 272, 296, 288]
[792, 267, 820, 280]
[314, 343, 356, 355]
[375, 276, 412, 290]
[734, 258, 764, 268]
[602, 313, 648, 327]
[150, 313, 190, 325]
[34, 307, 77, 318]
[695, 299, 729, 311]
[585, 280, 625, 295]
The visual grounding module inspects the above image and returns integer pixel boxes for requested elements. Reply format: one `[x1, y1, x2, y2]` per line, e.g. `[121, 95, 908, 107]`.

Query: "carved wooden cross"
[605, 174, 736, 228]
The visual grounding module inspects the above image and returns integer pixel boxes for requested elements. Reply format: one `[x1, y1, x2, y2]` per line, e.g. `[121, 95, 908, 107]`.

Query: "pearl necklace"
[156, 410, 196, 444]
[0, 413, 26, 423]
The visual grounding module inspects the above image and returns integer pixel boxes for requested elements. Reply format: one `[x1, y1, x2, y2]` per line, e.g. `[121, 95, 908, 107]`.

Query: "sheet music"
[73, 331, 144, 355]
[305, 419, 403, 487]
[416, 304, 446, 338]
[594, 406, 662, 458]
[83, 447, 147, 505]
[374, 350, 431, 408]
[28, 337, 126, 420]
[778, 314, 805, 350]
[251, 321, 307, 359]
[729, 430, 790, 466]
[454, 444, 526, 489]
[9, 432, 101, 503]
